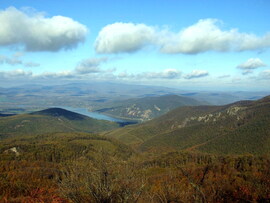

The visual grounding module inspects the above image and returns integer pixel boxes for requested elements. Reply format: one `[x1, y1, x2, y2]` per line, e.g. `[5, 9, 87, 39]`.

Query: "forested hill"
[94, 94, 205, 121]
[0, 108, 119, 136]
[31, 107, 89, 120]
[106, 95, 270, 155]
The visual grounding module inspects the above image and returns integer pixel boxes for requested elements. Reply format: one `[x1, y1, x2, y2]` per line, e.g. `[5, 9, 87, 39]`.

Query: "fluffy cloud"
[31, 57, 113, 79]
[160, 19, 270, 54]
[237, 58, 267, 69]
[237, 34, 270, 51]
[95, 23, 156, 54]
[95, 19, 270, 54]
[184, 70, 209, 79]
[75, 57, 108, 74]
[0, 7, 87, 51]
[160, 19, 235, 54]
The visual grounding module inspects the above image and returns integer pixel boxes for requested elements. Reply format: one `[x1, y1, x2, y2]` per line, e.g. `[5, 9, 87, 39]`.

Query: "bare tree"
[59, 150, 146, 203]
[178, 166, 210, 203]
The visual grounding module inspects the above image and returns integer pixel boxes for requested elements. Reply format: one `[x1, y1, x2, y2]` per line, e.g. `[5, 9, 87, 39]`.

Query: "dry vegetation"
[1, 97, 270, 202]
[1, 137, 270, 203]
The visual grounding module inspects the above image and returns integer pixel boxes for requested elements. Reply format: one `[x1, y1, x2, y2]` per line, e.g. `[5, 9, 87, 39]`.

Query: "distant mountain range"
[1, 95, 270, 155]
[94, 95, 206, 121]
[1, 82, 269, 114]
[106, 95, 270, 155]
[0, 108, 119, 137]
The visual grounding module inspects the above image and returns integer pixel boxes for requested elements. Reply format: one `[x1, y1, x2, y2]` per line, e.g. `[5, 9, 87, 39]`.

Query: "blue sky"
[0, 0, 270, 90]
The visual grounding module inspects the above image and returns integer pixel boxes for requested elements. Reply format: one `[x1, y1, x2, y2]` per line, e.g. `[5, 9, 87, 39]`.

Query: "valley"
[0, 87, 270, 202]
[1, 82, 268, 114]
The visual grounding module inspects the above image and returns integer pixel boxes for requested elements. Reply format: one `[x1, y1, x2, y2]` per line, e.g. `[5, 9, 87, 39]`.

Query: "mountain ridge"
[106, 95, 270, 155]
[31, 107, 87, 120]
[0, 108, 119, 137]
[94, 94, 206, 121]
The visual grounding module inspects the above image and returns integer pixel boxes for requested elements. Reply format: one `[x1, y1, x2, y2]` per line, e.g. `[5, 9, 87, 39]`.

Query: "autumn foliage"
[1, 152, 270, 202]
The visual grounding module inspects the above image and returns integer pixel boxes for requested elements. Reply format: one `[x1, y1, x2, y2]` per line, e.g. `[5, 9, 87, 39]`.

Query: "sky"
[0, 0, 270, 91]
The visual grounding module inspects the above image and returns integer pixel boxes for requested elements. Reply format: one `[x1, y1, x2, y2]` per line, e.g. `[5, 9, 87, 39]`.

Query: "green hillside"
[105, 104, 225, 146]
[0, 132, 133, 162]
[106, 96, 270, 155]
[95, 94, 205, 121]
[0, 108, 119, 137]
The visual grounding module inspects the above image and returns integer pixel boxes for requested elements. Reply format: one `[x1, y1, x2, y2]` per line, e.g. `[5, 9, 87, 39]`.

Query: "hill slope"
[0, 108, 119, 137]
[106, 96, 270, 155]
[0, 132, 133, 162]
[95, 94, 205, 121]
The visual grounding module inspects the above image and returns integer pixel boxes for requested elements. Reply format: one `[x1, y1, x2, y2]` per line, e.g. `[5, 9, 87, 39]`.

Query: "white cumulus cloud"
[160, 19, 270, 54]
[95, 22, 156, 54]
[0, 7, 88, 51]
[160, 19, 236, 54]
[184, 70, 209, 79]
[95, 19, 270, 55]
[237, 58, 267, 69]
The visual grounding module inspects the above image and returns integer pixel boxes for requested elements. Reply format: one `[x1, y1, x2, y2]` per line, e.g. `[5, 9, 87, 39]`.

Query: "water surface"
[53, 106, 136, 125]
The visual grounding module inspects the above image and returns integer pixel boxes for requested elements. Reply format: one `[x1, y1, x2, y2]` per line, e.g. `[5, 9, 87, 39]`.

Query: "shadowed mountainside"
[31, 108, 87, 120]
[0, 108, 120, 137]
